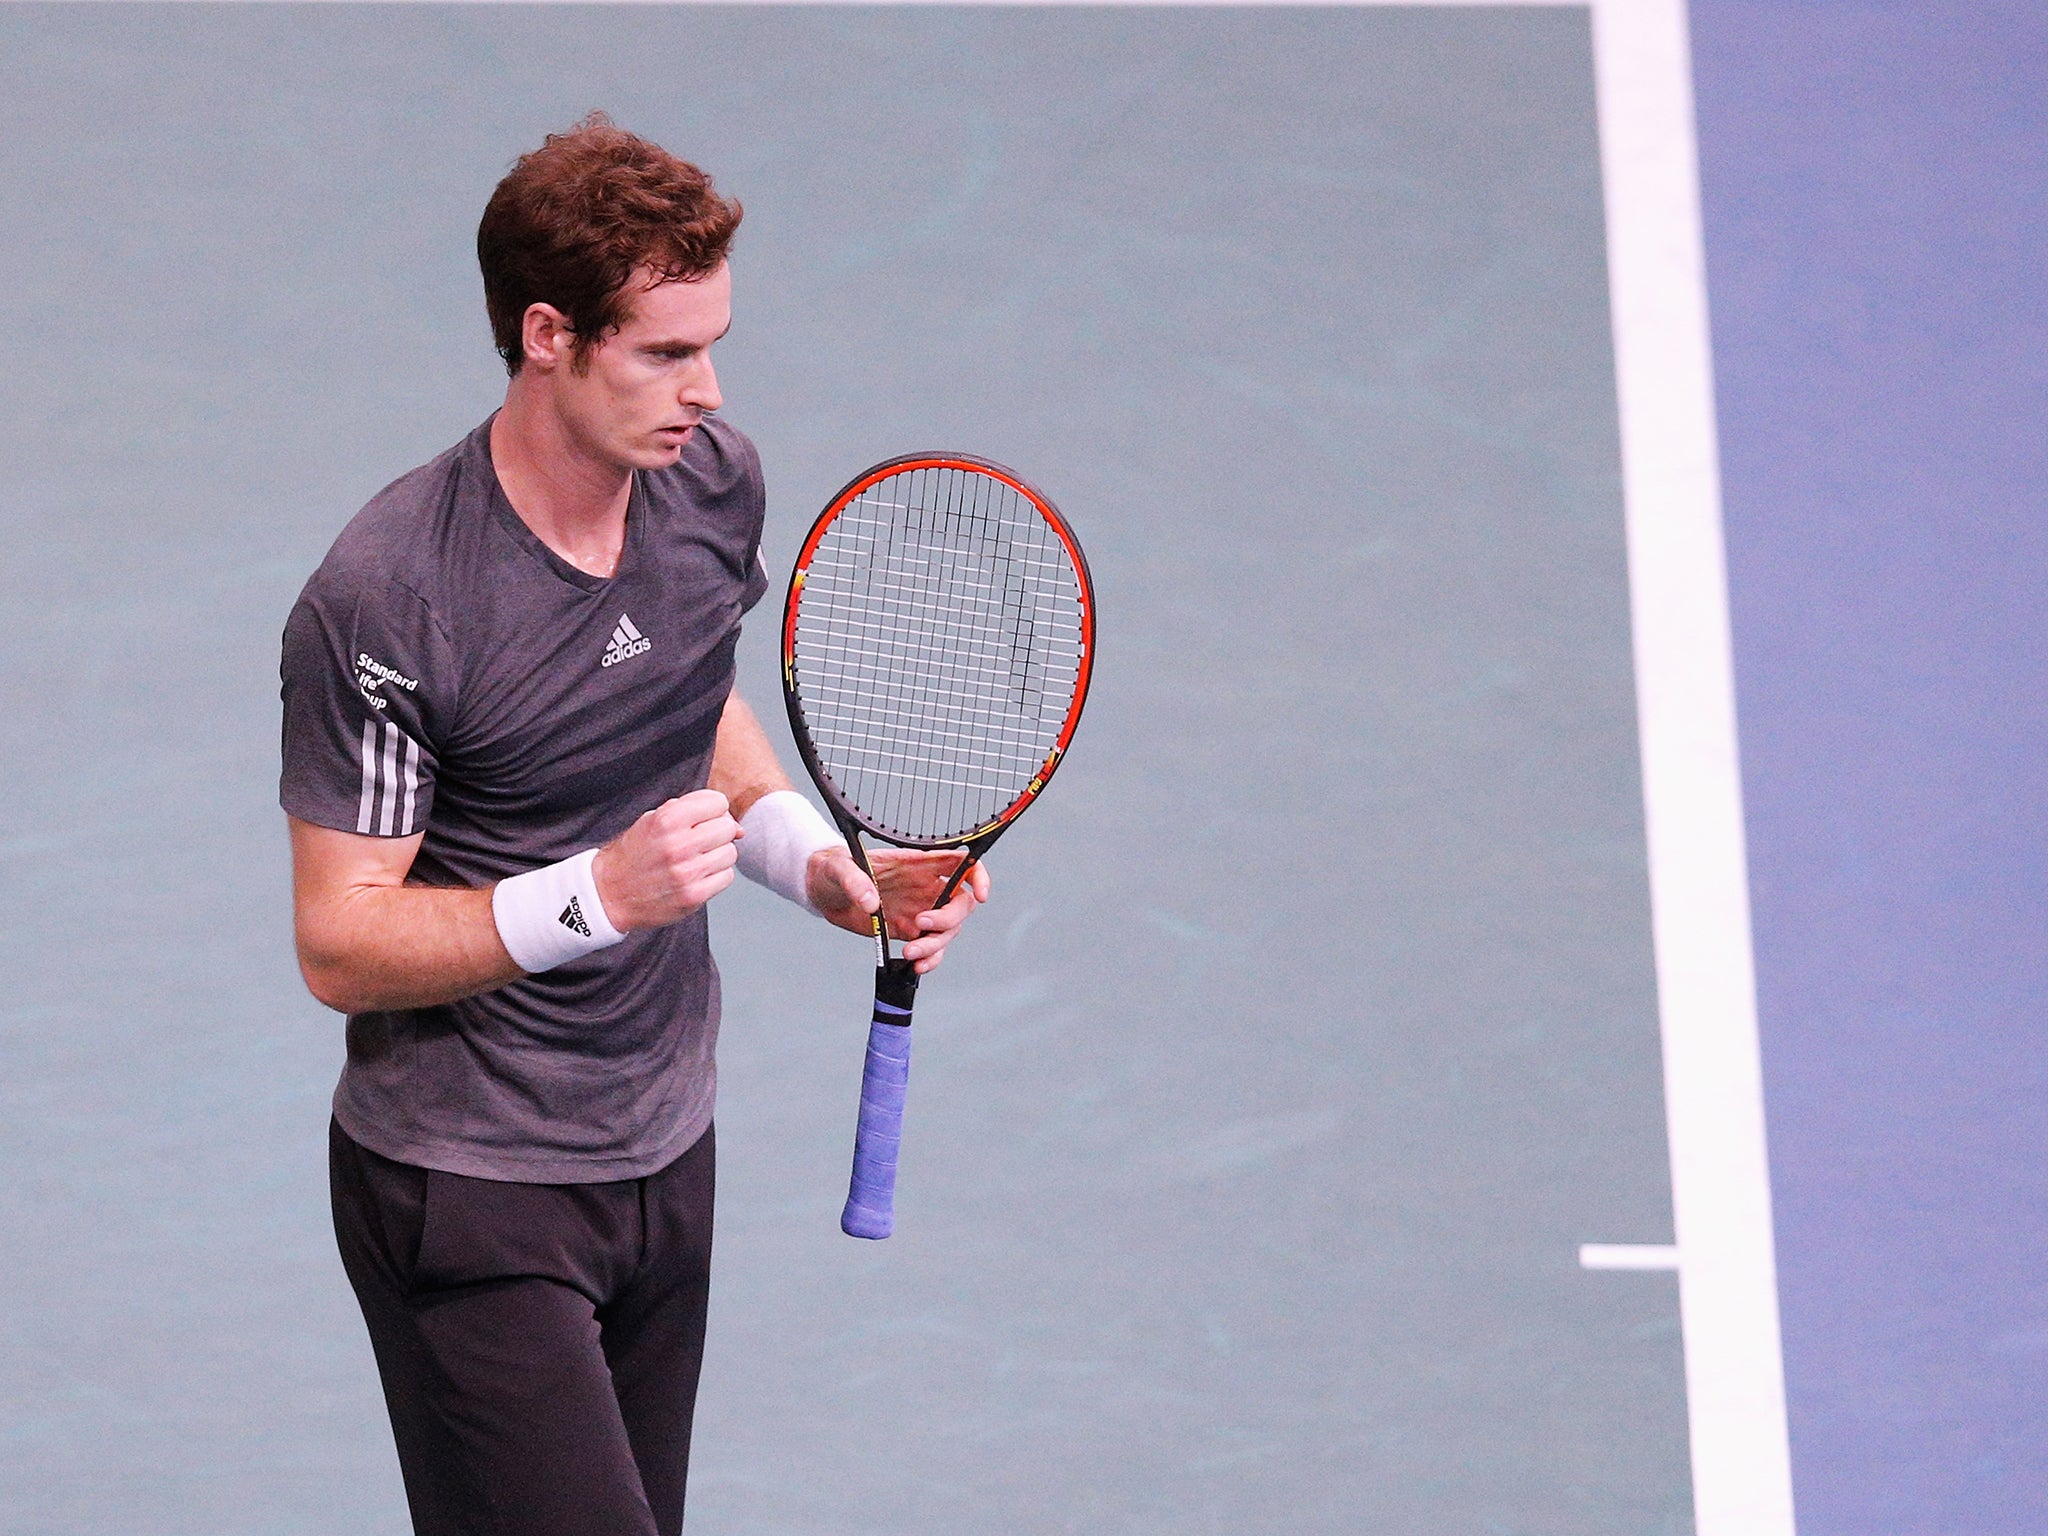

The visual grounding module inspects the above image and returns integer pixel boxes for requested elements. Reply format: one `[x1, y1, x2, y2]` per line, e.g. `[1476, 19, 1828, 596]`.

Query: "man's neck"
[489, 380, 632, 578]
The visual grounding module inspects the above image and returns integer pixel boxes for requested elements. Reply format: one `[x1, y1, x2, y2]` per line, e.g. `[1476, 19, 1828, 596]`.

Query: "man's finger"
[916, 900, 965, 931]
[671, 787, 732, 824]
[825, 854, 881, 914]
[932, 870, 982, 913]
[840, 855, 881, 912]
[666, 814, 739, 861]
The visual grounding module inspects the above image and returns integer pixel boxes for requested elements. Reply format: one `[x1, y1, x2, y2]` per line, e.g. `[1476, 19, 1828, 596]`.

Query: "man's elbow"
[298, 957, 353, 1014]
[295, 934, 370, 1015]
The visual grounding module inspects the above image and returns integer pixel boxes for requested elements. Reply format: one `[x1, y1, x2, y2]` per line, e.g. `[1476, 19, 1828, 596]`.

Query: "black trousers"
[330, 1119, 715, 1536]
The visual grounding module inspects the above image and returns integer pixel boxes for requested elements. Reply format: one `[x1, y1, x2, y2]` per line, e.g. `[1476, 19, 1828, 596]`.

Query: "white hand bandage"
[737, 790, 848, 912]
[492, 848, 626, 973]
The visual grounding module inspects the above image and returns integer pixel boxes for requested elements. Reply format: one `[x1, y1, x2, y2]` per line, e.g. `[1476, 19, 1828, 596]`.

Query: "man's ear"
[520, 303, 574, 373]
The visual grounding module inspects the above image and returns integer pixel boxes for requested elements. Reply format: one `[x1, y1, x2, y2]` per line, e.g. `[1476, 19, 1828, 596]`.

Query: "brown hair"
[478, 113, 742, 375]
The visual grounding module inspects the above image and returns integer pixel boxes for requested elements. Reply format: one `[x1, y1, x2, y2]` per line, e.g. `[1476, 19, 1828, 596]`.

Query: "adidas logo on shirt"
[601, 614, 651, 668]
[558, 897, 593, 937]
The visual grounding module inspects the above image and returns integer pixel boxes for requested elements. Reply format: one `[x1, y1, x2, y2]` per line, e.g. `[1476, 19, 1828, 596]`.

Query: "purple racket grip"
[842, 969, 917, 1239]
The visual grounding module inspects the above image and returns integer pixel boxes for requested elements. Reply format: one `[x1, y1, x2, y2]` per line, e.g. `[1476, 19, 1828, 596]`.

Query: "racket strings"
[791, 465, 1087, 843]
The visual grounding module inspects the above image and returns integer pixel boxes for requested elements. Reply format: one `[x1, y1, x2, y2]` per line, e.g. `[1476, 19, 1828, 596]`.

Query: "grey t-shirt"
[280, 414, 769, 1182]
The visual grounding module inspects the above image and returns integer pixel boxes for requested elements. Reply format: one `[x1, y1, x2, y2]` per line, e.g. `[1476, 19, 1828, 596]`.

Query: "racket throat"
[933, 848, 980, 912]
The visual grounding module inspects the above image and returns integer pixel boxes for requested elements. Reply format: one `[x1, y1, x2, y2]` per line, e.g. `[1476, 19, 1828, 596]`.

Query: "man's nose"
[682, 355, 722, 414]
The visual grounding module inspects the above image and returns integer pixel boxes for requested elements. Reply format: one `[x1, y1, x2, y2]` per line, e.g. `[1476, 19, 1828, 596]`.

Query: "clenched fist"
[591, 789, 742, 932]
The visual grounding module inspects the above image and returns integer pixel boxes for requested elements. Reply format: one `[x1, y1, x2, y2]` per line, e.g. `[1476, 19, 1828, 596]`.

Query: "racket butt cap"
[841, 1205, 893, 1240]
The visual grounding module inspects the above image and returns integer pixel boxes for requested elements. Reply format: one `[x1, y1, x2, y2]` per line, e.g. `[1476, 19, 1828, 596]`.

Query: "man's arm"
[290, 787, 742, 1014]
[710, 692, 991, 974]
[707, 688, 797, 819]
[289, 820, 517, 1014]
[290, 692, 986, 1014]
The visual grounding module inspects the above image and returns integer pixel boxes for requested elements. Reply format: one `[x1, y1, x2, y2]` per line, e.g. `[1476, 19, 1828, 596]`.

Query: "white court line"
[1594, 1, 1795, 1532]
[56, 0, 1794, 1530]
[1582, 1243, 1683, 1272]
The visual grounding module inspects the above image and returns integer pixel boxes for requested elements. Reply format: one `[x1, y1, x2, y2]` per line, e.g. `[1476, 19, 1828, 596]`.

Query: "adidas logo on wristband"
[494, 848, 624, 974]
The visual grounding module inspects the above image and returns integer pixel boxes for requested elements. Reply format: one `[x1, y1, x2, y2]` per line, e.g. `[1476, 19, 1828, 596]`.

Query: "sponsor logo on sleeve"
[601, 614, 652, 669]
[356, 652, 420, 712]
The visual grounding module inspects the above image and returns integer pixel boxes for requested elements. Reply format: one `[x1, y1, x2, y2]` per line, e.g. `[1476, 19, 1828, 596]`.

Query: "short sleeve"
[731, 425, 769, 614]
[741, 548, 770, 614]
[280, 573, 454, 837]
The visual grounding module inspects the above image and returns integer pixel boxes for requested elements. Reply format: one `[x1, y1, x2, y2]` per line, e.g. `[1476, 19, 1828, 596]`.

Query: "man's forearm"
[295, 881, 521, 1015]
[708, 692, 795, 817]
[290, 701, 781, 1018]
[290, 816, 524, 1013]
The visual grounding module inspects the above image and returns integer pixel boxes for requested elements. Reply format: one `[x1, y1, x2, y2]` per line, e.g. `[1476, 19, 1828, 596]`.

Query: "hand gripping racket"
[782, 454, 1096, 1239]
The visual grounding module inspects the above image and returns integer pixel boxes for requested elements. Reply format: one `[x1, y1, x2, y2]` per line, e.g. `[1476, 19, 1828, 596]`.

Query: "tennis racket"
[781, 453, 1096, 1239]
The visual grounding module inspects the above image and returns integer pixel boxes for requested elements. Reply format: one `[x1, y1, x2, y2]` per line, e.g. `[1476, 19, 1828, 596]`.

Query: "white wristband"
[737, 790, 848, 912]
[492, 847, 626, 974]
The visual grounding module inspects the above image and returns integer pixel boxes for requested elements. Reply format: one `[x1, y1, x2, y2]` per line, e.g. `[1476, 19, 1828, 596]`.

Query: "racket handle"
[841, 959, 920, 1240]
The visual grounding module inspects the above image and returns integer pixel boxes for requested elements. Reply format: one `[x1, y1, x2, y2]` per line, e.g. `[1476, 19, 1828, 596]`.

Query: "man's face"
[550, 262, 731, 472]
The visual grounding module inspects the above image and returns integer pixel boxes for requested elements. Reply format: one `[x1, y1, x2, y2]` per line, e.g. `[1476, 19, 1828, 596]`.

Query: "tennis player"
[277, 114, 989, 1536]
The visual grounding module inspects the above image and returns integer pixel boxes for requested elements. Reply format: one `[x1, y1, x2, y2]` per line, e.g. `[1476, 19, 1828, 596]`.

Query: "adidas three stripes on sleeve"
[280, 575, 447, 840]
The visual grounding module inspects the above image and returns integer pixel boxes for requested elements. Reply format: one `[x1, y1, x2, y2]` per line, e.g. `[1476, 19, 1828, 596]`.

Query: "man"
[278, 115, 987, 1536]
